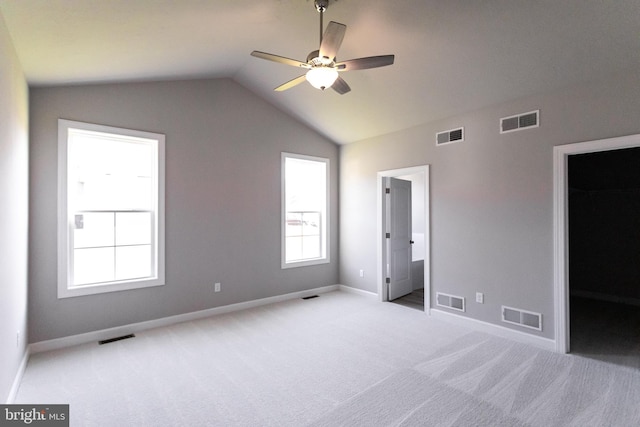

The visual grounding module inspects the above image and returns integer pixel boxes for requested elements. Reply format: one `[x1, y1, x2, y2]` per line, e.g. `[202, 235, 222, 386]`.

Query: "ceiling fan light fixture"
[306, 67, 339, 90]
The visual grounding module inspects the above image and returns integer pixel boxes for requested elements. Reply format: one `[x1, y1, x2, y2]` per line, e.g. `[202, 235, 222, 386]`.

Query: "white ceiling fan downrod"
[315, 0, 330, 46]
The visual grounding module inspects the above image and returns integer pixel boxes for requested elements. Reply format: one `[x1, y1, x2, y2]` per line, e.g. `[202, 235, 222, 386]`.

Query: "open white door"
[387, 177, 413, 300]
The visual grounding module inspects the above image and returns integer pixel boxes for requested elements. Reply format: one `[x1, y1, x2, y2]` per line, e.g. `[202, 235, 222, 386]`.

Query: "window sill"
[57, 277, 165, 299]
[281, 258, 330, 269]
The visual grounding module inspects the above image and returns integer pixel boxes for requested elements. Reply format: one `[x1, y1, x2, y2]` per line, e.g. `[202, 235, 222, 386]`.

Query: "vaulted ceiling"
[1, 0, 638, 144]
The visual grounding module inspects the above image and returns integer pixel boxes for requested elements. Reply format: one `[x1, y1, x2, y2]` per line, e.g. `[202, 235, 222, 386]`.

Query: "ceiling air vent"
[500, 110, 539, 134]
[436, 127, 464, 146]
[501, 306, 542, 331]
[436, 292, 465, 312]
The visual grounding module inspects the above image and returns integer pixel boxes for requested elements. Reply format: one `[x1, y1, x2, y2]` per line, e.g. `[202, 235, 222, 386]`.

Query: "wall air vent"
[500, 110, 539, 134]
[436, 292, 465, 312]
[436, 127, 464, 146]
[501, 306, 542, 331]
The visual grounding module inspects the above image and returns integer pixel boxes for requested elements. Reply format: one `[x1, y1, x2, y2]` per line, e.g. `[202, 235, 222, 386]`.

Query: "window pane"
[73, 247, 115, 286]
[286, 212, 303, 237]
[74, 174, 152, 211]
[123, 176, 153, 210]
[301, 236, 321, 259]
[285, 159, 326, 213]
[74, 212, 114, 249]
[115, 212, 152, 246]
[117, 142, 153, 178]
[285, 236, 303, 262]
[115, 245, 152, 281]
[302, 212, 320, 236]
[70, 136, 155, 211]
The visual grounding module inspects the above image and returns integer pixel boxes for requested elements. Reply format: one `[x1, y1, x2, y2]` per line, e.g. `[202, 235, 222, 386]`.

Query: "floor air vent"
[302, 295, 319, 300]
[436, 292, 465, 312]
[99, 334, 135, 345]
[501, 306, 542, 331]
[436, 127, 464, 146]
[500, 110, 539, 134]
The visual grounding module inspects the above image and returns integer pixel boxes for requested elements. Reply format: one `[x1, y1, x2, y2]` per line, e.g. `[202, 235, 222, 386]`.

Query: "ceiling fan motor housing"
[315, 0, 329, 13]
[307, 50, 333, 65]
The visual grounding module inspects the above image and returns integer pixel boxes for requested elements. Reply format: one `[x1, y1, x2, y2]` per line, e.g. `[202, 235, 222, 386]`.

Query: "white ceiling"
[1, 0, 638, 144]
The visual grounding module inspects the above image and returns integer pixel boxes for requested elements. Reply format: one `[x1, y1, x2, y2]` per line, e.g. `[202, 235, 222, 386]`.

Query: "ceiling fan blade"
[319, 21, 346, 62]
[274, 75, 307, 92]
[251, 51, 310, 69]
[331, 76, 351, 95]
[335, 55, 395, 71]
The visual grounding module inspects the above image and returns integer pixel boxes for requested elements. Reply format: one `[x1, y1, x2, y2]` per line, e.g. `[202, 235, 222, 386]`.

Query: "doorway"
[567, 147, 640, 367]
[553, 134, 640, 354]
[377, 165, 430, 313]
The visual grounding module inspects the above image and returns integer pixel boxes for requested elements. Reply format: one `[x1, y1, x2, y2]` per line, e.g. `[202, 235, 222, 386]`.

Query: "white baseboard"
[338, 284, 378, 299]
[430, 308, 556, 352]
[30, 285, 340, 354]
[6, 347, 30, 404]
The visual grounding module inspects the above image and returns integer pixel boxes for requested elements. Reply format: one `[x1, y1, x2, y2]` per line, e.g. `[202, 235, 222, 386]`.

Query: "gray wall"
[0, 14, 29, 402]
[339, 71, 640, 339]
[29, 78, 339, 342]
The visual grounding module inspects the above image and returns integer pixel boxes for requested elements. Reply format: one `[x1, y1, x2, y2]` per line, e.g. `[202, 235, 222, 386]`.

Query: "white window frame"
[57, 119, 165, 298]
[281, 152, 330, 269]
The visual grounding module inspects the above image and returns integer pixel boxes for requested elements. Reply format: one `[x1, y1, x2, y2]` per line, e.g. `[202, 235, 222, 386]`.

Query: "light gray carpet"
[16, 291, 640, 426]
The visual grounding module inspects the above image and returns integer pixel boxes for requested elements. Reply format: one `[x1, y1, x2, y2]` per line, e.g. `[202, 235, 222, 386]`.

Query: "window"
[58, 119, 165, 298]
[282, 153, 329, 268]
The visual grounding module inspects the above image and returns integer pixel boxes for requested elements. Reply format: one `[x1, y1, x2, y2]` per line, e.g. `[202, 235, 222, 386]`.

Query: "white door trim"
[377, 165, 430, 313]
[553, 133, 640, 353]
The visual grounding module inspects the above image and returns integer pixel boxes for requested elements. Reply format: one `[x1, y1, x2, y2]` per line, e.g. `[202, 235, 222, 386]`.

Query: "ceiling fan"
[250, 0, 394, 94]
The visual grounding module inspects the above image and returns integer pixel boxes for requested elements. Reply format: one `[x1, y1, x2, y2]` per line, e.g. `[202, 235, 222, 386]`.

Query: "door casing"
[553, 134, 640, 353]
[377, 165, 430, 312]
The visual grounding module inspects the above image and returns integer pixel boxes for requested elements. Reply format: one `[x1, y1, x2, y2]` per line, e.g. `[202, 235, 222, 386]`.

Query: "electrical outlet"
[359, 269, 364, 278]
[214, 282, 221, 292]
[476, 292, 484, 304]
